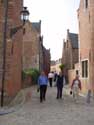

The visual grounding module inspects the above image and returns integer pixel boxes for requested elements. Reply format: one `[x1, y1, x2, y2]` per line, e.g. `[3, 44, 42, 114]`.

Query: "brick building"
[23, 21, 41, 70]
[42, 46, 50, 75]
[38, 35, 50, 75]
[23, 21, 50, 76]
[39, 36, 44, 72]
[0, 0, 23, 97]
[78, 0, 94, 93]
[62, 29, 79, 83]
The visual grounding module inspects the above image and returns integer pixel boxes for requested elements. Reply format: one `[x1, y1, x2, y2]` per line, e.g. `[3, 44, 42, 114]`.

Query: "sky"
[24, 0, 80, 60]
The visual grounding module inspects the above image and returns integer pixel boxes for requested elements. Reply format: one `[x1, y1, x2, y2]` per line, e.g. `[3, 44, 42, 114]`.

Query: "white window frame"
[81, 59, 89, 79]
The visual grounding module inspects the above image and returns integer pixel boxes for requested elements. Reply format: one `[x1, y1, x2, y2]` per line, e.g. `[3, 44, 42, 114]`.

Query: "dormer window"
[85, 0, 88, 9]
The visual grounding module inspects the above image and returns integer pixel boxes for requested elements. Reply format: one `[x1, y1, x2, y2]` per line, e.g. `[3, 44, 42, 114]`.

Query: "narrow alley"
[0, 86, 94, 125]
[0, 0, 94, 124]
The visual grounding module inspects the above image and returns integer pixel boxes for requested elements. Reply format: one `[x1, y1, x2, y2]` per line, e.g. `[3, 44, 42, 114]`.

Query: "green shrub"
[22, 68, 40, 84]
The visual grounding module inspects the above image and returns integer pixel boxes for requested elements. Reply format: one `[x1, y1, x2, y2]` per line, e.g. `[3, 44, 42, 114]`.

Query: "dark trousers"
[40, 85, 47, 102]
[49, 78, 52, 87]
[57, 87, 63, 99]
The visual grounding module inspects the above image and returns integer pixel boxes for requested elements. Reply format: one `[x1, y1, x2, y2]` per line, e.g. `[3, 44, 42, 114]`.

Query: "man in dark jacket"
[56, 72, 64, 99]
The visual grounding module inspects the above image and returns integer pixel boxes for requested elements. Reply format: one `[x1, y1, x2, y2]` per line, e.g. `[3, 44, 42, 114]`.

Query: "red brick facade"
[62, 30, 79, 82]
[42, 47, 50, 76]
[78, 0, 94, 93]
[22, 21, 50, 76]
[23, 21, 41, 70]
[0, 0, 23, 96]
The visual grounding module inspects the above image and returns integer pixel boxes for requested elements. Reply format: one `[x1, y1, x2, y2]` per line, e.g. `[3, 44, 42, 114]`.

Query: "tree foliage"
[59, 64, 65, 71]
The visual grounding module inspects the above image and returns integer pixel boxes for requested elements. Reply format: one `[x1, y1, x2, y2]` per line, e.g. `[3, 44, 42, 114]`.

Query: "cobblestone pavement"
[0, 86, 94, 125]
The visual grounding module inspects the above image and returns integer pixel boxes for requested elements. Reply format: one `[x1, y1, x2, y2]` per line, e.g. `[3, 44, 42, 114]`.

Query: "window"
[82, 60, 88, 78]
[85, 0, 88, 9]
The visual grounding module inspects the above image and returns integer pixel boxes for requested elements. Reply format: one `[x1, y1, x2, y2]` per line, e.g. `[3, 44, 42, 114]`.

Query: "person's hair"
[41, 71, 45, 75]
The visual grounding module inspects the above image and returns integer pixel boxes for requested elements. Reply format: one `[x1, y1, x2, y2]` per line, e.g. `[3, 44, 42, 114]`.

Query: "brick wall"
[0, 1, 3, 86]
[62, 32, 79, 83]
[78, 0, 94, 93]
[22, 21, 50, 76]
[23, 21, 40, 70]
[62, 37, 78, 70]
[0, 0, 23, 96]
[72, 48, 79, 66]
[43, 47, 50, 76]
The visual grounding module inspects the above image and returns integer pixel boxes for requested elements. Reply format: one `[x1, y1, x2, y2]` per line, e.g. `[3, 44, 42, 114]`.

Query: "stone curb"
[0, 107, 15, 115]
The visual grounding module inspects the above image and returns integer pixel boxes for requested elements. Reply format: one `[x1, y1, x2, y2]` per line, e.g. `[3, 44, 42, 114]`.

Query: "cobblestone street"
[0, 86, 94, 125]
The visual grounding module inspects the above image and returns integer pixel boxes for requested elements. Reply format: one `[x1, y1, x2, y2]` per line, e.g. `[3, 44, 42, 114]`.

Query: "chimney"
[67, 29, 69, 34]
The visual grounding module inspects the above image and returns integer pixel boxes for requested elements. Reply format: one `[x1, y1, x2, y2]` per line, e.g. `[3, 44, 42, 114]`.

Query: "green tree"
[59, 64, 65, 71]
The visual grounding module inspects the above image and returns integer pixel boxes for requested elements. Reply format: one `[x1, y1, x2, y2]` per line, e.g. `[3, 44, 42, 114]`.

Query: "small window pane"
[85, 0, 88, 8]
[82, 60, 88, 78]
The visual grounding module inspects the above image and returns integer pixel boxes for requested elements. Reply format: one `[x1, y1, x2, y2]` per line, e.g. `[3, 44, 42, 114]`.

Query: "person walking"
[53, 71, 58, 86]
[56, 71, 64, 99]
[38, 71, 48, 103]
[71, 75, 81, 102]
[48, 72, 54, 87]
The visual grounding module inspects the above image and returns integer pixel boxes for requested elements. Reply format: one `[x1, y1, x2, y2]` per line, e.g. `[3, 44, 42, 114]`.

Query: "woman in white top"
[48, 72, 54, 87]
[71, 75, 81, 102]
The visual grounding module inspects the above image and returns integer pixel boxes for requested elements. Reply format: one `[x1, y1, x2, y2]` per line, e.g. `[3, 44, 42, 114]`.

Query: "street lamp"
[21, 7, 30, 23]
[1, 0, 29, 107]
[10, 7, 29, 38]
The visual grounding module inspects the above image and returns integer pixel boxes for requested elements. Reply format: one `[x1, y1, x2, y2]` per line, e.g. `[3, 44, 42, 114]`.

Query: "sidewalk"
[0, 87, 32, 115]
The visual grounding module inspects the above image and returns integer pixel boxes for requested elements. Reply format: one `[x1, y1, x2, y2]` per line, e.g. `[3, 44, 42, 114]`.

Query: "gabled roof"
[69, 33, 78, 49]
[32, 21, 41, 32]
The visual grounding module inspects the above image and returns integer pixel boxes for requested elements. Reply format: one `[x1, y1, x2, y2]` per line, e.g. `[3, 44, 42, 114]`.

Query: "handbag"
[70, 90, 72, 95]
[37, 87, 40, 92]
